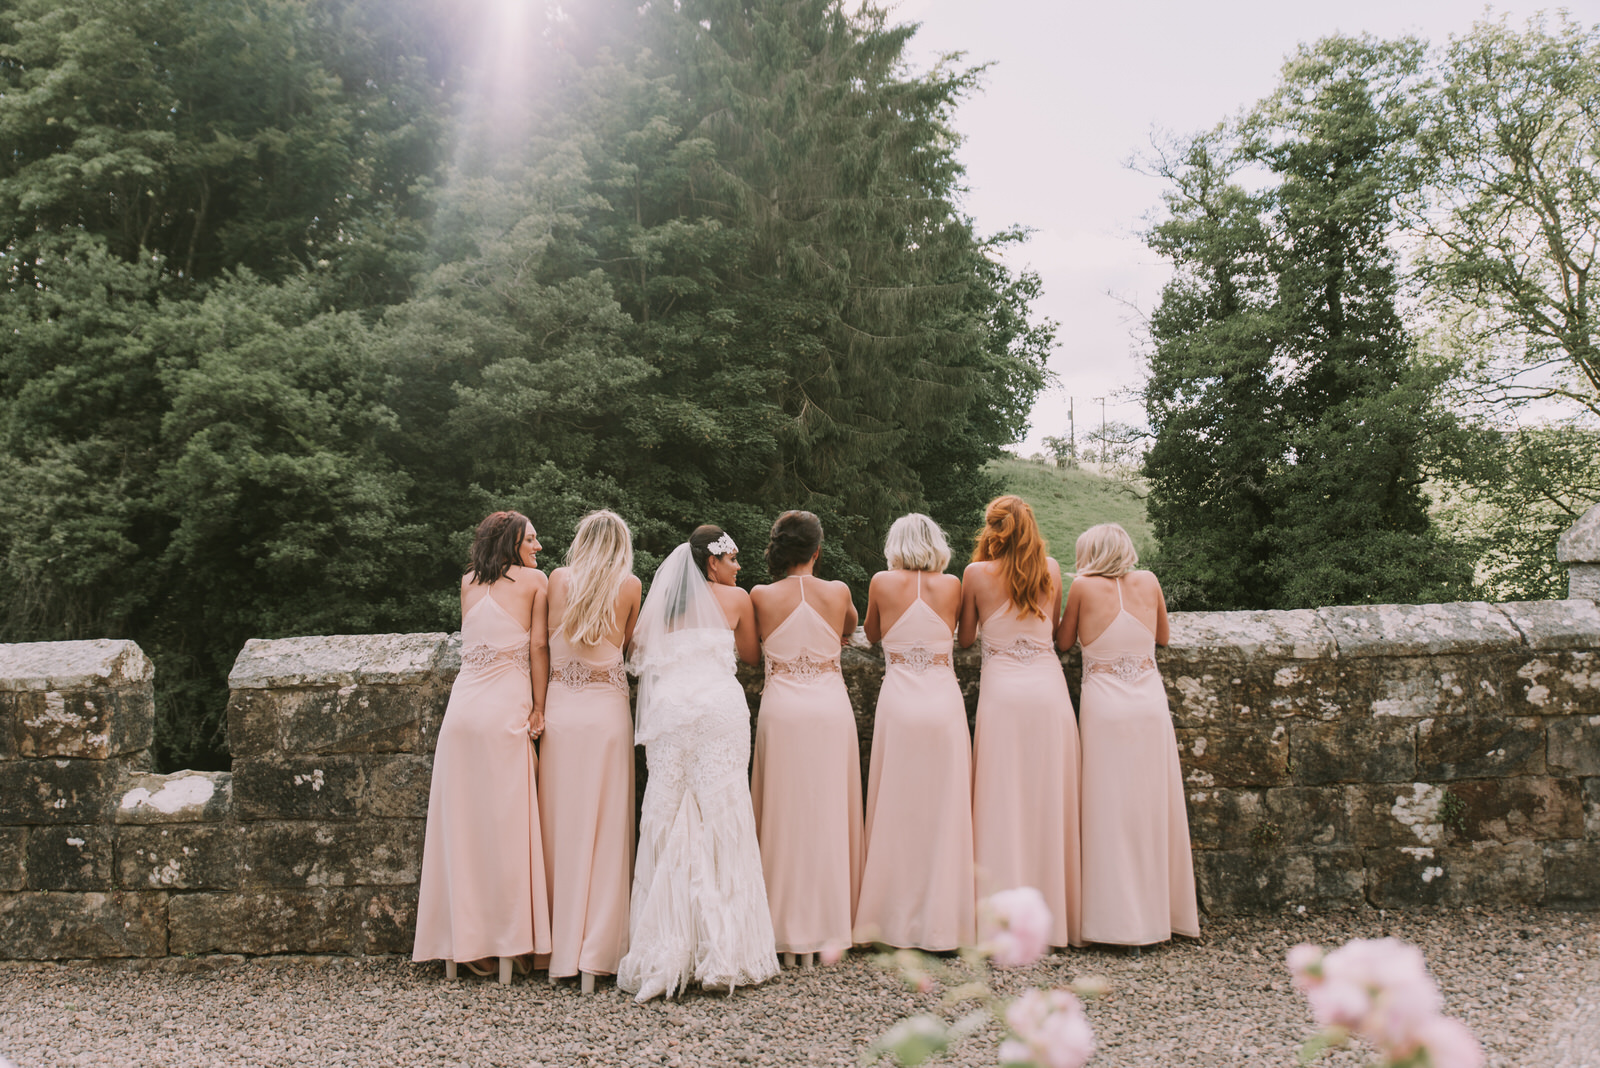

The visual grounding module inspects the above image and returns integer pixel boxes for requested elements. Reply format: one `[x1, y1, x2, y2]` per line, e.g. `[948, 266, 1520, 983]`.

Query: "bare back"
[750, 574, 857, 643]
[1057, 570, 1169, 650]
[545, 568, 642, 650]
[865, 569, 960, 643]
[957, 558, 1062, 648]
[461, 565, 545, 631]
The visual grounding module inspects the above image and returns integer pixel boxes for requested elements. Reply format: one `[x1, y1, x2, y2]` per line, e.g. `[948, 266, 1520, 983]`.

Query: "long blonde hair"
[559, 510, 634, 645]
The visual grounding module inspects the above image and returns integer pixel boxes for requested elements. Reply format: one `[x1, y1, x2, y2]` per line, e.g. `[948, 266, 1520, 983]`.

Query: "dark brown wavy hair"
[764, 510, 823, 578]
[972, 495, 1052, 619]
[469, 511, 531, 585]
[688, 524, 729, 578]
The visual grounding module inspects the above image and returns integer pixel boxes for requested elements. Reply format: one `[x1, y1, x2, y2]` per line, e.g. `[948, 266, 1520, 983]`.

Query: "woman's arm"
[863, 573, 886, 645]
[1046, 558, 1063, 631]
[1056, 577, 1082, 651]
[838, 581, 859, 641]
[956, 564, 981, 648]
[528, 572, 550, 737]
[731, 589, 761, 666]
[620, 575, 642, 651]
[1152, 573, 1171, 647]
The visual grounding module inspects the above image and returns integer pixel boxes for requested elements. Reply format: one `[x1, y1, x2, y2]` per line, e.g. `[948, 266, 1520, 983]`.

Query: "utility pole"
[1092, 396, 1106, 465]
[1067, 397, 1076, 468]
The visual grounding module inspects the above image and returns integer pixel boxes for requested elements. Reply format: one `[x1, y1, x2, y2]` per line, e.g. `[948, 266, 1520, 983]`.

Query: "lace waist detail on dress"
[460, 643, 531, 674]
[885, 646, 951, 674]
[1086, 654, 1157, 682]
[980, 635, 1055, 666]
[764, 651, 841, 685]
[552, 658, 628, 693]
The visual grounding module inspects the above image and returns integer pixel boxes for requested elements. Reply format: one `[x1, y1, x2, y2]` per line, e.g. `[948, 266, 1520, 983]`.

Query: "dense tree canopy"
[0, 0, 1054, 767]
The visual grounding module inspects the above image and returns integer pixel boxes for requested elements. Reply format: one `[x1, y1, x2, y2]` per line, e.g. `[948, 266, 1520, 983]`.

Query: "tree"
[1141, 38, 1472, 610]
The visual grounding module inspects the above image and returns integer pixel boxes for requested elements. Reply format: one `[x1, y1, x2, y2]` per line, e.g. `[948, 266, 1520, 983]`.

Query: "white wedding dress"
[616, 545, 779, 1000]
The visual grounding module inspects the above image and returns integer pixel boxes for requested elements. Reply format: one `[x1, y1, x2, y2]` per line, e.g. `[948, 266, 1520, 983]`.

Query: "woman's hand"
[528, 707, 545, 738]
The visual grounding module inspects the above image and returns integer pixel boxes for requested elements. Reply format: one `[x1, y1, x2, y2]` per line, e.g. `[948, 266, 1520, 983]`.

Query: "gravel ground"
[1, 907, 1594, 1068]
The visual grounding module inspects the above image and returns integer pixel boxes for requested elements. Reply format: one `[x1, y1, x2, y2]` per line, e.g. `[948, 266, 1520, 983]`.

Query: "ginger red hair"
[972, 495, 1052, 620]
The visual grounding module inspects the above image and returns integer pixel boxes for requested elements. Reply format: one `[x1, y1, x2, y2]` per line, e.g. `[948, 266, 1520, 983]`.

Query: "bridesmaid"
[958, 494, 1083, 950]
[750, 511, 862, 966]
[1056, 523, 1198, 949]
[538, 510, 642, 992]
[853, 514, 975, 951]
[414, 511, 552, 983]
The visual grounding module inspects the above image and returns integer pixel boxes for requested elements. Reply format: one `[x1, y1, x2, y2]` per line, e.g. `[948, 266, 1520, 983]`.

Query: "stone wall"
[1, 599, 1597, 960]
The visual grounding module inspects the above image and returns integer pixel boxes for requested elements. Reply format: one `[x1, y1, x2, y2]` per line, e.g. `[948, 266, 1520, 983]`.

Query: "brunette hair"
[1075, 522, 1138, 578]
[469, 511, 532, 586]
[689, 524, 730, 578]
[972, 495, 1052, 619]
[559, 511, 634, 645]
[765, 511, 823, 578]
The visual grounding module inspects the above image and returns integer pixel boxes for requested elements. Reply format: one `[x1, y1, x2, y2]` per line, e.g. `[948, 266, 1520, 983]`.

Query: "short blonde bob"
[884, 513, 951, 573]
[1074, 522, 1138, 578]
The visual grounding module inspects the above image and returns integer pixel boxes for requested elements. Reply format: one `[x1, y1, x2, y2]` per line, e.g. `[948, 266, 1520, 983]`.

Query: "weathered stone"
[1500, 599, 1600, 650]
[280, 683, 429, 754]
[0, 694, 15, 759]
[1290, 720, 1415, 785]
[1446, 777, 1585, 843]
[1167, 609, 1336, 660]
[1543, 841, 1600, 908]
[232, 757, 362, 821]
[228, 633, 452, 690]
[116, 825, 241, 890]
[1264, 787, 1352, 849]
[12, 685, 153, 760]
[0, 891, 167, 958]
[1548, 716, 1600, 776]
[115, 770, 232, 824]
[1239, 659, 1367, 723]
[1194, 848, 1364, 914]
[360, 755, 434, 819]
[1584, 777, 1600, 838]
[1504, 652, 1600, 715]
[0, 828, 24, 890]
[359, 885, 419, 954]
[1184, 788, 1267, 851]
[1174, 726, 1289, 788]
[0, 758, 114, 824]
[168, 889, 361, 955]
[1318, 602, 1521, 658]
[1348, 783, 1451, 848]
[242, 820, 422, 887]
[25, 825, 112, 890]
[1415, 715, 1545, 780]
[1162, 663, 1241, 728]
[1557, 503, 1600, 564]
[1365, 842, 1543, 908]
[1362, 656, 1504, 720]
[1572, 566, 1600, 602]
[225, 689, 280, 758]
[0, 639, 154, 692]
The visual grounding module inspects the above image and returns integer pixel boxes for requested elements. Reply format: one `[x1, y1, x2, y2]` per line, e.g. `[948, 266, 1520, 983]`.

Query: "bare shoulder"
[928, 572, 961, 595]
[623, 573, 643, 594]
[714, 583, 751, 608]
[506, 564, 548, 590]
[460, 572, 475, 591]
[824, 577, 852, 600]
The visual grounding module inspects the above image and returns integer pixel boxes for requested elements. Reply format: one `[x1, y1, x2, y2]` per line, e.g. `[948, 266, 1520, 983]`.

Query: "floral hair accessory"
[706, 533, 738, 556]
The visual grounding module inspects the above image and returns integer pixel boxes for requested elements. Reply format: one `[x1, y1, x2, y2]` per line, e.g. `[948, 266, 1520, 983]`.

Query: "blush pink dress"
[853, 574, 975, 950]
[537, 629, 635, 977]
[1078, 577, 1199, 945]
[414, 592, 552, 964]
[750, 576, 863, 956]
[971, 598, 1083, 948]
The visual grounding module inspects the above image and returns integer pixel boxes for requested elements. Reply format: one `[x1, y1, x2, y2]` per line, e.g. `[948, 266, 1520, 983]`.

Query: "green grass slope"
[988, 458, 1156, 566]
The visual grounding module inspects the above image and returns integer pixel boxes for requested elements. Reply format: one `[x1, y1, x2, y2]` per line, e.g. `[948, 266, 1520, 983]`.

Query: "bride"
[616, 525, 780, 1000]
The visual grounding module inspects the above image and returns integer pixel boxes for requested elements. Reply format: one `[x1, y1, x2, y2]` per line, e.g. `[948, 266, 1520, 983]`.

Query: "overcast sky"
[891, 0, 1596, 455]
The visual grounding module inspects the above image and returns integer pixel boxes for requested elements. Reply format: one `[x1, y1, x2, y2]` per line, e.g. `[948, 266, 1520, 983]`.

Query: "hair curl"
[764, 511, 823, 578]
[972, 495, 1052, 619]
[469, 511, 532, 586]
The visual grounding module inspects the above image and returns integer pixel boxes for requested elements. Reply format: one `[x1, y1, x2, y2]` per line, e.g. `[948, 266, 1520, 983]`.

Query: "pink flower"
[1287, 943, 1324, 991]
[1417, 1016, 1484, 1068]
[979, 887, 1053, 969]
[1001, 989, 1095, 1068]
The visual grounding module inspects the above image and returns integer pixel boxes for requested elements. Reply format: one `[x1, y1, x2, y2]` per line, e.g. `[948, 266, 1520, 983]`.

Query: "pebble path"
[1, 907, 1594, 1067]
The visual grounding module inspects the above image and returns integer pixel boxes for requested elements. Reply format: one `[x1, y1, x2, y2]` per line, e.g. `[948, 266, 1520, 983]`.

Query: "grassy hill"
[988, 457, 1156, 565]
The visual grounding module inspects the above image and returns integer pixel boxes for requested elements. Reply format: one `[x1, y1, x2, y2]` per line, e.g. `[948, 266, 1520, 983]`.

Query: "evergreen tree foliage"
[1142, 38, 1473, 610]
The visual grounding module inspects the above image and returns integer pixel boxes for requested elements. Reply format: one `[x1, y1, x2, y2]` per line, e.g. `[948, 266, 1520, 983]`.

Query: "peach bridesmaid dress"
[750, 576, 862, 956]
[537, 629, 635, 977]
[414, 593, 552, 965]
[971, 599, 1083, 948]
[853, 574, 975, 950]
[1078, 577, 1199, 945]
